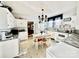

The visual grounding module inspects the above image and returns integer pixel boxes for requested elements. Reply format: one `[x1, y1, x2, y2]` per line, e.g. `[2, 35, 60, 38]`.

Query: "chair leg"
[35, 42, 38, 50]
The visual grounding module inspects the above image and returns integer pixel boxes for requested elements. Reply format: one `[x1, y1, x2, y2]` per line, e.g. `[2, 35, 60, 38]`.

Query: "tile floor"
[19, 37, 48, 58]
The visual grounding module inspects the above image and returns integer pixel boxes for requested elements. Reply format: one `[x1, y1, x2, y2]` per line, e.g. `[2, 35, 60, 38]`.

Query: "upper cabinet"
[7, 9, 16, 28]
[0, 7, 16, 31]
[0, 7, 8, 30]
[16, 19, 27, 28]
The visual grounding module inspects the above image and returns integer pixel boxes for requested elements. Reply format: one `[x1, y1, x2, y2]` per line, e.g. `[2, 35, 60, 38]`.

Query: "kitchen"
[0, 1, 79, 58]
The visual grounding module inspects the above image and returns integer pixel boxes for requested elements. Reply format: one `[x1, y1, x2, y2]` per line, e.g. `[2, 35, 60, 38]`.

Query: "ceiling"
[3, 1, 77, 20]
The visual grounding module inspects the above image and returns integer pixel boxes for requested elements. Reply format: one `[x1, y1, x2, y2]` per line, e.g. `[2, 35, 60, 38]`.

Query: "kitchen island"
[46, 29, 79, 58]
[46, 41, 79, 58]
[0, 38, 19, 58]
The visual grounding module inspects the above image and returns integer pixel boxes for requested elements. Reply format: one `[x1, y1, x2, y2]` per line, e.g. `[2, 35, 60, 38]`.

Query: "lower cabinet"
[0, 45, 2, 58]
[46, 42, 79, 58]
[0, 39, 19, 58]
[18, 32, 28, 41]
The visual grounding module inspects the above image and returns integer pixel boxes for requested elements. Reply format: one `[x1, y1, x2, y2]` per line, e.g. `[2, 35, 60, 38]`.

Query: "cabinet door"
[22, 20, 27, 27]
[0, 47, 2, 57]
[16, 20, 22, 27]
[0, 43, 3, 57]
[18, 32, 28, 40]
[16, 19, 27, 28]
[7, 10, 16, 28]
[0, 8, 8, 30]
[2, 39, 19, 58]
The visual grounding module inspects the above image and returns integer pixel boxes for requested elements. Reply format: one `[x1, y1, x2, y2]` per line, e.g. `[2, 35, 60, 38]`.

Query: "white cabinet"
[0, 39, 19, 58]
[46, 42, 79, 58]
[0, 44, 2, 57]
[18, 32, 28, 40]
[7, 10, 16, 28]
[0, 7, 8, 30]
[0, 7, 16, 30]
[16, 19, 27, 28]
[53, 32, 68, 42]
[16, 19, 28, 40]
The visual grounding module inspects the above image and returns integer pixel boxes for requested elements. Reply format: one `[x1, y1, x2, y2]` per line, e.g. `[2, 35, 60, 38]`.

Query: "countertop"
[47, 29, 79, 48]
[0, 35, 18, 42]
[64, 33, 79, 48]
[48, 29, 72, 34]
[46, 42, 79, 58]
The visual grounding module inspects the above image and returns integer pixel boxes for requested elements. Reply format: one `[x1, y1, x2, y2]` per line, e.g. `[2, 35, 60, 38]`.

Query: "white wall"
[76, 2, 79, 30]
[63, 7, 76, 18]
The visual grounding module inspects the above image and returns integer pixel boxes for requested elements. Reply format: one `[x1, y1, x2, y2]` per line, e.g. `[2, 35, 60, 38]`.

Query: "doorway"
[27, 21, 34, 37]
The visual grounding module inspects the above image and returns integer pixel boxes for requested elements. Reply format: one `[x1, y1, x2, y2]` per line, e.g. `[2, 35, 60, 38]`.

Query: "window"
[48, 20, 54, 28]
[47, 14, 63, 29]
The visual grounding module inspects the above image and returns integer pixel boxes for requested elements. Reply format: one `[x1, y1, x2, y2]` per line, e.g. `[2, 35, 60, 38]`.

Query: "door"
[27, 21, 34, 37]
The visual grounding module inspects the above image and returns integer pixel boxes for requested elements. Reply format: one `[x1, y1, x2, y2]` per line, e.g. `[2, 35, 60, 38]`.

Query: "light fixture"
[38, 9, 47, 23]
[38, 9, 48, 34]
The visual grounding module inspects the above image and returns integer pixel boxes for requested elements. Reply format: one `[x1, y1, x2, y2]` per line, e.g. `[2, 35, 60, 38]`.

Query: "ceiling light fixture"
[38, 9, 47, 23]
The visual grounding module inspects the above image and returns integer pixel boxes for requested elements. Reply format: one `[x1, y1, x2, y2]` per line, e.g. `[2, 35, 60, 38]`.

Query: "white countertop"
[46, 42, 79, 58]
